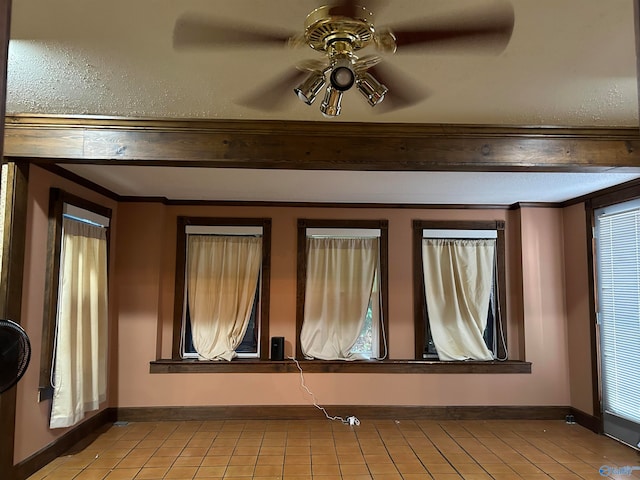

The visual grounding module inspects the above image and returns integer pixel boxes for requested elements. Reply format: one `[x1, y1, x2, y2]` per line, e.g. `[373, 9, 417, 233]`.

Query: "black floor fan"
[0, 319, 31, 394]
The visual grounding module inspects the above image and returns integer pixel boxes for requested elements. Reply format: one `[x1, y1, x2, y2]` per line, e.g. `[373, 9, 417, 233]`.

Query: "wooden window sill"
[149, 359, 531, 374]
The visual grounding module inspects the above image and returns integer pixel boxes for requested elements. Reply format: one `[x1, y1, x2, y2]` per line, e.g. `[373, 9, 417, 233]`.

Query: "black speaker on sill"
[270, 336, 285, 361]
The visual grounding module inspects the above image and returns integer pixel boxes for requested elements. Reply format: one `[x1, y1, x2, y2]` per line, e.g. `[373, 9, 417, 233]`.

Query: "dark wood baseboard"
[11, 407, 116, 480]
[570, 407, 602, 434]
[117, 405, 570, 423]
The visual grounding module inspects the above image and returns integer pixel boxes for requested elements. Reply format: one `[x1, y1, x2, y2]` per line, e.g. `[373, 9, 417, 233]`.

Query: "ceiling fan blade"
[328, 0, 388, 18]
[386, 2, 514, 52]
[236, 68, 310, 111]
[368, 64, 429, 113]
[173, 14, 296, 49]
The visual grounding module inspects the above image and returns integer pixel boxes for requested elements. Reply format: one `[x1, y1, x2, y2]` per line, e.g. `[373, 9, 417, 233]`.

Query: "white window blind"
[596, 201, 640, 425]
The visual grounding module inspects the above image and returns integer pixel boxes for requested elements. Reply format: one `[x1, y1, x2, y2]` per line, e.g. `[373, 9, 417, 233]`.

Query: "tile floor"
[26, 418, 640, 480]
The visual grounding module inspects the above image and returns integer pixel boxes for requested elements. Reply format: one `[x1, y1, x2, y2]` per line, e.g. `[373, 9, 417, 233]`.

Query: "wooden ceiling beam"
[5, 115, 640, 172]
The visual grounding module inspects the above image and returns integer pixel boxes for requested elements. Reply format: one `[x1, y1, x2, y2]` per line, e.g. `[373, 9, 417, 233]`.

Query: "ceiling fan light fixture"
[294, 71, 327, 105]
[320, 85, 343, 117]
[356, 72, 388, 106]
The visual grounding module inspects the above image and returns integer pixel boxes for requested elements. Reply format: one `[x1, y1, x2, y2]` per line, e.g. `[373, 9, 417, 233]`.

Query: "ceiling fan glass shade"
[356, 72, 388, 106]
[320, 85, 343, 117]
[294, 71, 327, 105]
[329, 58, 356, 91]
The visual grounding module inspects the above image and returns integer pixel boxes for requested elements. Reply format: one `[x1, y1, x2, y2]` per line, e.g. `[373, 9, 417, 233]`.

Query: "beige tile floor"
[26, 418, 640, 480]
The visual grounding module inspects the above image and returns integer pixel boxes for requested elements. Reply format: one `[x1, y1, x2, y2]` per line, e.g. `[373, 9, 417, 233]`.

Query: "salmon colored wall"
[562, 203, 594, 415]
[519, 207, 571, 403]
[14, 166, 118, 463]
[115, 203, 572, 410]
[506, 209, 525, 360]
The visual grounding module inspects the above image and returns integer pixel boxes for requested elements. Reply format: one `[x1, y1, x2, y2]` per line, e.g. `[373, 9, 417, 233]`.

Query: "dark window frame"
[412, 219, 507, 361]
[586, 183, 640, 433]
[39, 188, 112, 401]
[172, 216, 272, 360]
[295, 218, 389, 359]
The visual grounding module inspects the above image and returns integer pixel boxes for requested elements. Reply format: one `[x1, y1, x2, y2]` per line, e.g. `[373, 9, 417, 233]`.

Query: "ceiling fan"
[173, 0, 514, 117]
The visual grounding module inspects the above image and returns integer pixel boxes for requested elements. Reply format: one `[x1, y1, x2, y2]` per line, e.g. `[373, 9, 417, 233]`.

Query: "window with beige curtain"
[184, 234, 262, 361]
[422, 238, 496, 361]
[413, 221, 508, 362]
[300, 236, 380, 360]
[50, 216, 108, 428]
[174, 219, 271, 362]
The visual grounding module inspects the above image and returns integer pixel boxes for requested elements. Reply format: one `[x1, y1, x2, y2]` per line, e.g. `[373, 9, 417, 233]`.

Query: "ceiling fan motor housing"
[304, 5, 376, 52]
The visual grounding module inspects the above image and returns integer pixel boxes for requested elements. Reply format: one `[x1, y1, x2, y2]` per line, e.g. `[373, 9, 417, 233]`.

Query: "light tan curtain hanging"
[50, 218, 108, 429]
[300, 237, 378, 360]
[187, 235, 261, 361]
[422, 238, 495, 361]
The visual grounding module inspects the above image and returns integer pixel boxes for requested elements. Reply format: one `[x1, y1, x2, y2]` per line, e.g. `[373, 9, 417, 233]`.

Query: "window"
[412, 220, 507, 361]
[594, 198, 640, 448]
[296, 219, 388, 360]
[40, 189, 111, 428]
[173, 217, 271, 361]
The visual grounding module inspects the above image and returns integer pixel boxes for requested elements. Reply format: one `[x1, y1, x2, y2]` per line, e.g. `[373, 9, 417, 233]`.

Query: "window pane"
[183, 303, 196, 354]
[423, 270, 496, 359]
[301, 234, 381, 360]
[350, 296, 379, 359]
[182, 233, 262, 359]
[422, 236, 497, 360]
[51, 215, 109, 428]
[236, 285, 259, 354]
[184, 286, 259, 356]
[174, 217, 271, 361]
[297, 219, 388, 361]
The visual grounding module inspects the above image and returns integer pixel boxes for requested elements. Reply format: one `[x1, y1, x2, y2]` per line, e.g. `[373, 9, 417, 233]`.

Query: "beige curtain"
[300, 237, 378, 360]
[50, 218, 108, 429]
[422, 238, 495, 361]
[187, 235, 261, 361]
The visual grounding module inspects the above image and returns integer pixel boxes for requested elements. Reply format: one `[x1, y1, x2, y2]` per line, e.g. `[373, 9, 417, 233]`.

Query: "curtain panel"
[301, 237, 378, 360]
[187, 235, 261, 361]
[50, 218, 108, 429]
[422, 238, 495, 361]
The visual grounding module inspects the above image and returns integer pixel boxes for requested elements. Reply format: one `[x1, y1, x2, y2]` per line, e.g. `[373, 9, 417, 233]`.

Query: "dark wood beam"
[5, 115, 640, 172]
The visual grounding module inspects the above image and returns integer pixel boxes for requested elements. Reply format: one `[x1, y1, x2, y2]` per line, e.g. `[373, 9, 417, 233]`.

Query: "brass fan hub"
[303, 5, 376, 52]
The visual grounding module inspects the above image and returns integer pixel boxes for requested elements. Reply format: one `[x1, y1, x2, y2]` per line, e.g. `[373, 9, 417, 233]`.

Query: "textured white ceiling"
[60, 164, 640, 204]
[7, 0, 639, 125]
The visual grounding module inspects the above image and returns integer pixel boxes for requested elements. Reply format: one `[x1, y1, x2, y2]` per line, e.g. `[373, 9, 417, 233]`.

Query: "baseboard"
[570, 407, 602, 434]
[117, 405, 571, 422]
[12, 407, 116, 480]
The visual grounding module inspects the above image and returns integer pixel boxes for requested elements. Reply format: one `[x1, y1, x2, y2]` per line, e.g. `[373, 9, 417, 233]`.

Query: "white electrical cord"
[376, 304, 388, 360]
[288, 356, 360, 426]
